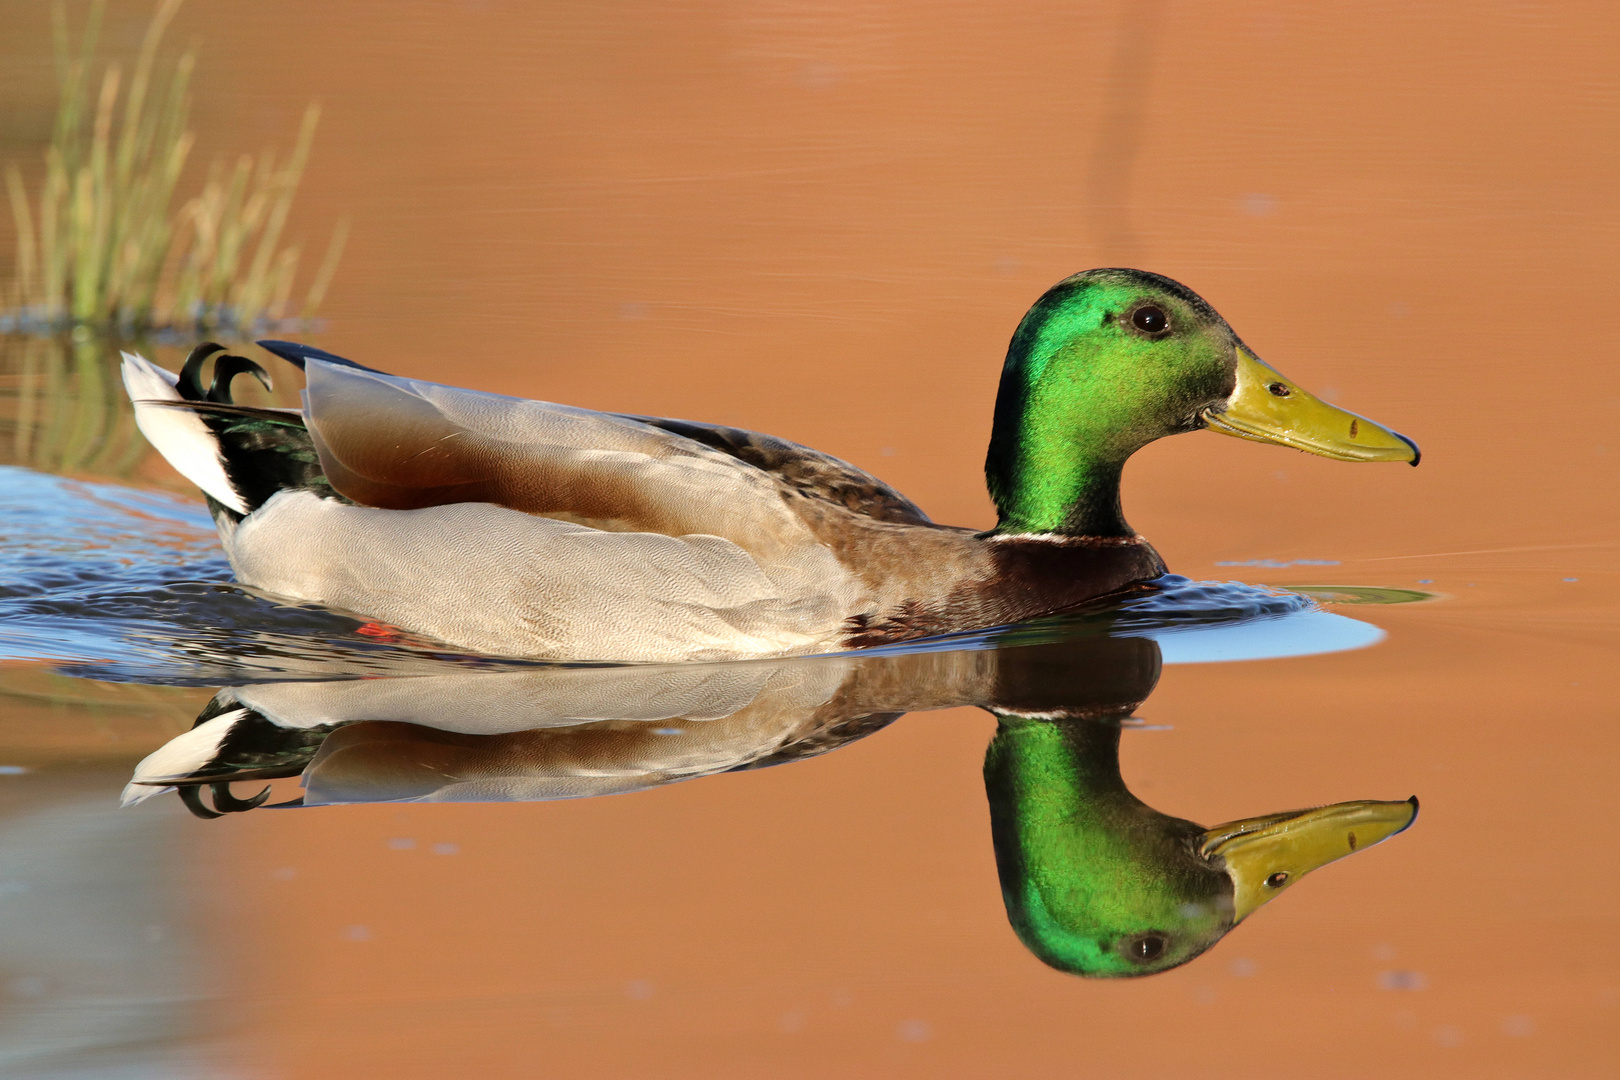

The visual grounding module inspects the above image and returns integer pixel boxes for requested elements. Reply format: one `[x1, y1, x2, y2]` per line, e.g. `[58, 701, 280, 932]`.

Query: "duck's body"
[121, 268, 1417, 662]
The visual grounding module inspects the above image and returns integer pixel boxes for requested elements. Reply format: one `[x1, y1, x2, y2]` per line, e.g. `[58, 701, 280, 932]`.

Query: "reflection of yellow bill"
[1202, 797, 1420, 922]
[1205, 348, 1420, 465]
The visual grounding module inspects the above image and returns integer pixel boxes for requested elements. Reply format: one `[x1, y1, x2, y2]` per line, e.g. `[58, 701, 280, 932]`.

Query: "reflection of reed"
[0, 334, 149, 476]
[3, 0, 346, 336]
[0, 333, 289, 478]
[1084, 0, 1168, 260]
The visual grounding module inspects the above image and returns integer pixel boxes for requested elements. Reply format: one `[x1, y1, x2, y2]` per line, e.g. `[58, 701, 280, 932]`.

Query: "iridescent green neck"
[988, 440, 1129, 537]
[984, 294, 1141, 537]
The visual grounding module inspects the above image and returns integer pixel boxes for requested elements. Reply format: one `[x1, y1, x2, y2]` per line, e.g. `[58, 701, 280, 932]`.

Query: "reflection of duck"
[125, 632, 1416, 978]
[120, 269, 1417, 662]
[984, 641, 1415, 977]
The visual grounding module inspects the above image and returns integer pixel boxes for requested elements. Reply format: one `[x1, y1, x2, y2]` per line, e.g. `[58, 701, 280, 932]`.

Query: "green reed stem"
[6, 0, 345, 336]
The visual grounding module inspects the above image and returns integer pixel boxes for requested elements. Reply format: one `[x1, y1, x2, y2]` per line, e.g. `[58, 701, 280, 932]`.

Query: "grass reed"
[3, 0, 348, 336]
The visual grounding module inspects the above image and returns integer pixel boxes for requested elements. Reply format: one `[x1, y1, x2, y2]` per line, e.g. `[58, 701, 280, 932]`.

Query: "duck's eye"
[1124, 934, 1168, 963]
[1131, 305, 1169, 335]
[1265, 872, 1290, 888]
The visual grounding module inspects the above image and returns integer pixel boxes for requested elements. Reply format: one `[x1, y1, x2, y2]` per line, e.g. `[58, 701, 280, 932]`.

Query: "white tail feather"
[120, 708, 251, 807]
[119, 351, 249, 514]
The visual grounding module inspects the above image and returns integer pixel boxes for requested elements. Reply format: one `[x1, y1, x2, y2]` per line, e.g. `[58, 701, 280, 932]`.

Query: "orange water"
[1, 2, 1616, 1076]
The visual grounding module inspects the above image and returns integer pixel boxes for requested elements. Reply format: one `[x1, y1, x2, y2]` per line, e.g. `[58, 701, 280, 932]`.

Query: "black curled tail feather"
[179, 342, 274, 403]
[165, 344, 347, 521]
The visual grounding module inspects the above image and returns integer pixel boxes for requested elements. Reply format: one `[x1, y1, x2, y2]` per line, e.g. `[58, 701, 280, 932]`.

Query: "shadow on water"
[0, 767, 222, 1078]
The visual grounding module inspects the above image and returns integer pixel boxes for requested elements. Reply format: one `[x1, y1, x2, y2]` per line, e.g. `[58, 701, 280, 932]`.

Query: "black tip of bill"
[1399, 795, 1421, 831]
[1395, 432, 1422, 467]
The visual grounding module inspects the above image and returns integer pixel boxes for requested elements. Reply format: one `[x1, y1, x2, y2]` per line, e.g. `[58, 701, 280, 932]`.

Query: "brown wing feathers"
[616, 415, 933, 526]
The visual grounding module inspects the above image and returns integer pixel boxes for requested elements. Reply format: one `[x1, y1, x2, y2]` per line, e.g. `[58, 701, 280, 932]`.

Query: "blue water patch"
[1150, 608, 1383, 663]
[1112, 576, 1384, 661]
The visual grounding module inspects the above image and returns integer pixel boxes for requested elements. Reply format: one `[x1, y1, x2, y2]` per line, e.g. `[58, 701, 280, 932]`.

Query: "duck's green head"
[986, 268, 1419, 536]
[985, 716, 1418, 978]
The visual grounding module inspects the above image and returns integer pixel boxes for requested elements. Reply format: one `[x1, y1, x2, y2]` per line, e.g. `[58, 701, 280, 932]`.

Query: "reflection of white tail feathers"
[118, 351, 248, 513]
[120, 709, 248, 807]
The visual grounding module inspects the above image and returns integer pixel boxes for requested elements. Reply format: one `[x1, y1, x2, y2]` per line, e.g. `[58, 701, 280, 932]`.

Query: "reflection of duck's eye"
[1125, 934, 1168, 963]
[1266, 872, 1290, 888]
[1131, 305, 1169, 335]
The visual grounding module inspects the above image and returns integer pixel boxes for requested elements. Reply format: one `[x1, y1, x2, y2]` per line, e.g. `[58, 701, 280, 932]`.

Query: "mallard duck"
[124, 633, 1416, 978]
[120, 268, 1418, 662]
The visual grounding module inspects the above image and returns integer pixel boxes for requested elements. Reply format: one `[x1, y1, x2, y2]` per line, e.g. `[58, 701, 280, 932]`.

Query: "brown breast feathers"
[840, 534, 1168, 648]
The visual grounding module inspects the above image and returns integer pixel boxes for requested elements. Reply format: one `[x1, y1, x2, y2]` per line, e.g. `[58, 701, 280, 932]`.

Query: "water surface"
[2, 1, 1617, 1077]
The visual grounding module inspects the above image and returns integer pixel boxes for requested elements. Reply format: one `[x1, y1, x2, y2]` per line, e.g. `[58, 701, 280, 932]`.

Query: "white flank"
[120, 709, 249, 807]
[119, 351, 249, 513]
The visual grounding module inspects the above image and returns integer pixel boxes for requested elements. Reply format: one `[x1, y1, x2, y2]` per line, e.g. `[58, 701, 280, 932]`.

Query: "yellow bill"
[1204, 348, 1420, 465]
[1201, 796, 1419, 922]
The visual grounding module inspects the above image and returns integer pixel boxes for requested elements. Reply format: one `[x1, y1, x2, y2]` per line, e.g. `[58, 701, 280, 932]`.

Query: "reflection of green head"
[983, 638, 1419, 978]
[987, 717, 1234, 976]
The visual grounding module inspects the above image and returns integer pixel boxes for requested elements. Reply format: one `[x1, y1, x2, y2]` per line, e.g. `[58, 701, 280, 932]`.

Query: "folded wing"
[300, 360, 866, 562]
